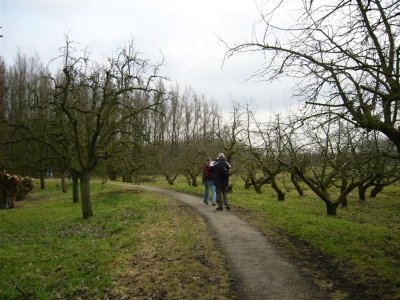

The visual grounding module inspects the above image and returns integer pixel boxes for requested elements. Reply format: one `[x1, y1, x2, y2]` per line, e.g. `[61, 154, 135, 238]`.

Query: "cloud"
[0, 0, 296, 116]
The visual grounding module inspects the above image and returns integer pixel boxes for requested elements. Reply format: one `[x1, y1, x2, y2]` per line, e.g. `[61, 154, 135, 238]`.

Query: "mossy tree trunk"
[72, 173, 80, 203]
[370, 185, 383, 198]
[164, 172, 178, 185]
[326, 201, 339, 216]
[80, 170, 93, 219]
[250, 173, 262, 194]
[243, 175, 251, 190]
[61, 171, 67, 193]
[270, 174, 285, 201]
[291, 172, 304, 196]
[358, 185, 367, 202]
[340, 178, 348, 208]
[39, 170, 46, 190]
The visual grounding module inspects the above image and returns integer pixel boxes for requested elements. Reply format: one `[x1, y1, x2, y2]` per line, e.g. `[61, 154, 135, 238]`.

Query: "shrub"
[0, 170, 34, 209]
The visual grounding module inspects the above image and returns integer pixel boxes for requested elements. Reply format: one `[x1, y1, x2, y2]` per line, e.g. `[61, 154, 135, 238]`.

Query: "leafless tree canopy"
[226, 0, 400, 153]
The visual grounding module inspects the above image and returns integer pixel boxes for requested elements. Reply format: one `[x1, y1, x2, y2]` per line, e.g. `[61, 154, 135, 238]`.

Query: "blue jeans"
[204, 180, 216, 204]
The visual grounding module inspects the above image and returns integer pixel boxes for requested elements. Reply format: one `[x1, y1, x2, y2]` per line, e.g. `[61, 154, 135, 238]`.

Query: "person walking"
[209, 153, 231, 211]
[202, 157, 216, 205]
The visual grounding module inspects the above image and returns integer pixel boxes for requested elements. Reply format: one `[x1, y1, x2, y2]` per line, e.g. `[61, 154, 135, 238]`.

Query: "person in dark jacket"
[209, 153, 231, 211]
[202, 157, 216, 205]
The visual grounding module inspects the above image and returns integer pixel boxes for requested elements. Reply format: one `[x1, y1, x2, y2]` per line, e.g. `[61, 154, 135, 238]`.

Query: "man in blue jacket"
[209, 153, 231, 211]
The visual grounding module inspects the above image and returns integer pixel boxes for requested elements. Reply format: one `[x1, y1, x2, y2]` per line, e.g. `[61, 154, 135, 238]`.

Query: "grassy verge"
[0, 179, 234, 299]
[150, 175, 400, 299]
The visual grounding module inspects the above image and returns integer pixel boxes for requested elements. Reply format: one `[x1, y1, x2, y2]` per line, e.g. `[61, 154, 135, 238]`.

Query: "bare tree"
[256, 116, 290, 200]
[354, 131, 400, 200]
[48, 37, 165, 218]
[235, 150, 269, 193]
[179, 88, 203, 186]
[226, 0, 400, 154]
[215, 102, 246, 166]
[243, 106, 286, 199]
[276, 116, 372, 215]
[152, 86, 182, 185]
[0, 52, 58, 188]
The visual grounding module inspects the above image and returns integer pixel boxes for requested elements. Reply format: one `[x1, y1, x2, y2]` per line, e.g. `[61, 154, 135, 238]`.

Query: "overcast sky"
[0, 0, 297, 117]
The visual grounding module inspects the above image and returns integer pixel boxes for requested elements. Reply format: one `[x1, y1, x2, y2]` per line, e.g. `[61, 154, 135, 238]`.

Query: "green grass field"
[2, 175, 399, 299]
[0, 180, 234, 299]
[151, 175, 400, 299]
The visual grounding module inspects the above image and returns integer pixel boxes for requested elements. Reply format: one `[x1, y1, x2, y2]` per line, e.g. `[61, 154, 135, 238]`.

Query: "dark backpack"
[208, 160, 217, 178]
[220, 161, 230, 180]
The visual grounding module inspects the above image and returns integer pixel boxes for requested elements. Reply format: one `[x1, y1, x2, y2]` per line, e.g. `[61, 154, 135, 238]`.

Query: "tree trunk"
[341, 196, 348, 208]
[80, 171, 93, 219]
[326, 201, 338, 216]
[370, 185, 383, 198]
[122, 174, 132, 183]
[250, 175, 262, 194]
[0, 187, 7, 209]
[0, 187, 16, 209]
[291, 173, 304, 196]
[5, 193, 15, 208]
[108, 170, 118, 181]
[358, 185, 367, 202]
[270, 174, 285, 201]
[340, 178, 348, 208]
[182, 173, 191, 186]
[61, 172, 67, 193]
[72, 174, 79, 203]
[1, 194, 15, 209]
[0, 173, 19, 209]
[243, 176, 251, 189]
[191, 175, 198, 187]
[39, 170, 46, 190]
[164, 173, 177, 185]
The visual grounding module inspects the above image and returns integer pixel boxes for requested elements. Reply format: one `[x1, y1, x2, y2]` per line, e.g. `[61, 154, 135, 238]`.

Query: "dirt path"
[131, 185, 327, 300]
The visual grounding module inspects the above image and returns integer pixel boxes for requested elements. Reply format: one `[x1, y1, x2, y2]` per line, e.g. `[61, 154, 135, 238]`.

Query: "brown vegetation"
[0, 170, 34, 209]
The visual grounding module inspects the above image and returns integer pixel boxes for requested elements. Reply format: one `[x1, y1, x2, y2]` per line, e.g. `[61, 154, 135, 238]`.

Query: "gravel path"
[133, 185, 327, 300]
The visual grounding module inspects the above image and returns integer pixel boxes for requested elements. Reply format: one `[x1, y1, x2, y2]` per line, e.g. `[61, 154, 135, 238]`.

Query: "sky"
[0, 0, 297, 118]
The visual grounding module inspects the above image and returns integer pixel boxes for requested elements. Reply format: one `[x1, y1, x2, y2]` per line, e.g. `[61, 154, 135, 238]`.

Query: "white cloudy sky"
[0, 0, 298, 116]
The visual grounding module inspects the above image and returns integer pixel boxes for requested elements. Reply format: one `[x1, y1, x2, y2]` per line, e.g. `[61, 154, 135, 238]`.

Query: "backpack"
[220, 161, 230, 180]
[204, 163, 211, 179]
[208, 160, 216, 177]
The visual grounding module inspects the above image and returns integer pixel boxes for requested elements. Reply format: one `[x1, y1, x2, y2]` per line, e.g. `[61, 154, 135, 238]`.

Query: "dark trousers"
[216, 186, 229, 208]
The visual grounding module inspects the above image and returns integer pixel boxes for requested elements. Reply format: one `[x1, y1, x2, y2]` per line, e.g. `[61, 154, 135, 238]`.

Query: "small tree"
[276, 117, 370, 215]
[354, 132, 400, 201]
[244, 108, 286, 200]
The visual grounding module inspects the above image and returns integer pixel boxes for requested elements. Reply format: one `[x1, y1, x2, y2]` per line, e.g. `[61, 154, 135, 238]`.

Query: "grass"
[0, 179, 234, 299]
[150, 175, 400, 299]
[3, 175, 398, 299]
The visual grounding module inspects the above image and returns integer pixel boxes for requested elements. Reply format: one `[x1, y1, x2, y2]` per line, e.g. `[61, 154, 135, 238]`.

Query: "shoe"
[203, 200, 208, 205]
[212, 203, 216, 206]
[226, 205, 230, 210]
[216, 207, 223, 211]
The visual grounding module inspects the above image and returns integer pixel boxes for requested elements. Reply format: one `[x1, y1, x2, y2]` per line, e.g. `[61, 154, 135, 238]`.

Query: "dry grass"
[110, 202, 235, 300]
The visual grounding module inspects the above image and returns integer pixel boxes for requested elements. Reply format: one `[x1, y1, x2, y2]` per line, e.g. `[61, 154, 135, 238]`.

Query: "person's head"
[218, 153, 226, 160]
